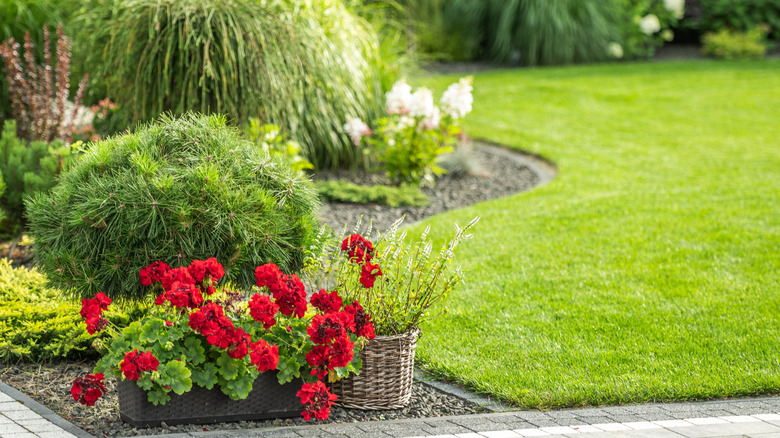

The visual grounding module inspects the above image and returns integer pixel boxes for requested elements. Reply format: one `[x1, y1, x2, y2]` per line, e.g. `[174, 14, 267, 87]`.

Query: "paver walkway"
[3, 377, 780, 438]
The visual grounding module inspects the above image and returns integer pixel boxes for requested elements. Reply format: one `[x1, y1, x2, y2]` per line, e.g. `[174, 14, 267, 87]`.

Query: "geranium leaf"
[158, 360, 193, 395]
[147, 389, 170, 406]
[216, 353, 240, 381]
[139, 319, 167, 344]
[191, 362, 219, 390]
[177, 337, 205, 366]
[223, 373, 255, 400]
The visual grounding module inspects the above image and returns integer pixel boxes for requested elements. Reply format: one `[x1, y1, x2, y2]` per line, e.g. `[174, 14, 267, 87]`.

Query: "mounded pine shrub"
[26, 113, 320, 301]
[71, 0, 388, 168]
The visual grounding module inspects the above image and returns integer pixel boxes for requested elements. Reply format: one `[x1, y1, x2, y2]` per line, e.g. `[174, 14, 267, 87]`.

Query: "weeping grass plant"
[71, 0, 390, 168]
[397, 0, 619, 65]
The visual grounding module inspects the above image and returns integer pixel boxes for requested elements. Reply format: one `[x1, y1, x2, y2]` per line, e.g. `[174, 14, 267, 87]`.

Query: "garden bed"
[0, 142, 547, 436]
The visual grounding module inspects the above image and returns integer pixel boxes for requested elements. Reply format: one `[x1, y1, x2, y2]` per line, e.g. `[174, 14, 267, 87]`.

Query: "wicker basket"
[118, 372, 301, 427]
[332, 327, 420, 410]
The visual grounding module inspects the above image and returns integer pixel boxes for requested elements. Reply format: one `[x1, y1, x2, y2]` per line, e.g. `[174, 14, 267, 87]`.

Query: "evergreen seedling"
[26, 113, 320, 302]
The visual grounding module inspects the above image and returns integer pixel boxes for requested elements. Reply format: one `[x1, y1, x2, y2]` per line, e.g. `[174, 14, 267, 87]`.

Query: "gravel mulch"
[1, 361, 484, 437]
[0, 142, 549, 437]
[315, 141, 547, 233]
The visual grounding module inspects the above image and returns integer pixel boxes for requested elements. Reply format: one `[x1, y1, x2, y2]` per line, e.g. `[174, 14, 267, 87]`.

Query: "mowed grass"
[412, 59, 780, 408]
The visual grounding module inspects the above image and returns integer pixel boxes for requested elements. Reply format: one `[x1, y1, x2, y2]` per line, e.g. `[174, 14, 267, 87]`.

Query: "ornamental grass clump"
[26, 113, 320, 302]
[71, 258, 374, 421]
[305, 216, 479, 336]
[72, 0, 388, 169]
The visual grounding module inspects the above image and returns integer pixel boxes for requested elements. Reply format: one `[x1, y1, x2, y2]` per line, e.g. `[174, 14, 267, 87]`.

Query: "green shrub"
[26, 113, 320, 302]
[685, 0, 780, 40]
[0, 259, 129, 363]
[316, 180, 428, 207]
[71, 0, 389, 169]
[612, 0, 686, 59]
[0, 170, 5, 224]
[702, 26, 770, 59]
[0, 120, 77, 224]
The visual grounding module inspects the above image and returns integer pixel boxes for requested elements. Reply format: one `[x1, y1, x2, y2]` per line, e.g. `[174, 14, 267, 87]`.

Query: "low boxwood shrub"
[0, 260, 130, 363]
[702, 26, 770, 59]
[26, 113, 320, 302]
[316, 180, 428, 207]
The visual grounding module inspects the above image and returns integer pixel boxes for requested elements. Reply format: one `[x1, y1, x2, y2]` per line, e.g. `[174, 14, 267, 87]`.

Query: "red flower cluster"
[248, 294, 279, 329]
[310, 289, 342, 313]
[249, 339, 279, 372]
[345, 301, 376, 339]
[139, 261, 170, 286]
[80, 292, 112, 334]
[189, 303, 255, 360]
[297, 381, 337, 421]
[341, 234, 374, 263]
[71, 373, 106, 406]
[305, 313, 359, 379]
[120, 349, 159, 381]
[254, 263, 307, 318]
[341, 235, 382, 289]
[143, 258, 224, 309]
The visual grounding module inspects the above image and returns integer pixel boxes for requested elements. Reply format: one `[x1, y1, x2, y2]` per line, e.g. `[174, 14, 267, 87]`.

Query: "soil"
[0, 142, 548, 437]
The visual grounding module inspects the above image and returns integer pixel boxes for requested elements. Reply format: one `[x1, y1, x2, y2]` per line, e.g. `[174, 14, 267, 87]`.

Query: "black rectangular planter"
[118, 372, 302, 427]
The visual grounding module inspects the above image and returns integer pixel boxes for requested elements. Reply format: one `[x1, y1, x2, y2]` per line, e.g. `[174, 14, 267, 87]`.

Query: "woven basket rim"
[374, 326, 421, 341]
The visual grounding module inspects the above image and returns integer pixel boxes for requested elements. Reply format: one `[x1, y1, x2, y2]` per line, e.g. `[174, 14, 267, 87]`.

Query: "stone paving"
[4, 376, 780, 438]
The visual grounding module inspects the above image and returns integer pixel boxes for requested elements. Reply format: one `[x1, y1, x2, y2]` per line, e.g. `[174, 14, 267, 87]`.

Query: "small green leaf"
[191, 362, 219, 390]
[158, 360, 193, 395]
[216, 352, 241, 381]
[147, 389, 170, 406]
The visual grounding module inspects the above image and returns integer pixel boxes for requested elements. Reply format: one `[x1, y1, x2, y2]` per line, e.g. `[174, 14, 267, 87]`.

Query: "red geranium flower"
[162, 267, 195, 291]
[273, 274, 307, 318]
[248, 294, 279, 329]
[345, 300, 376, 340]
[297, 381, 337, 421]
[120, 349, 159, 381]
[140, 261, 170, 286]
[310, 289, 343, 314]
[249, 339, 279, 372]
[329, 334, 354, 368]
[71, 373, 106, 406]
[305, 344, 330, 379]
[341, 234, 374, 263]
[80, 293, 112, 334]
[255, 263, 283, 289]
[359, 261, 382, 289]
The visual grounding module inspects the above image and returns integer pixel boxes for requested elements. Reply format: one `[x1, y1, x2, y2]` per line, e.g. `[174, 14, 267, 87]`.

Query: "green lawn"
[413, 59, 780, 408]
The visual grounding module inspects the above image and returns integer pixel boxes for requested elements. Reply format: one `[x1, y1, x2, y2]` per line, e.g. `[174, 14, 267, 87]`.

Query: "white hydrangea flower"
[343, 117, 371, 145]
[639, 14, 661, 35]
[664, 0, 685, 19]
[440, 77, 473, 119]
[408, 87, 435, 119]
[608, 42, 624, 59]
[385, 79, 413, 115]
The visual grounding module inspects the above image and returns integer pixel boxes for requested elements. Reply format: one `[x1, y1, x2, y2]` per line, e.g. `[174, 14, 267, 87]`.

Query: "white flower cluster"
[664, 0, 685, 20]
[440, 77, 473, 119]
[639, 14, 661, 35]
[385, 80, 413, 115]
[343, 117, 372, 146]
[344, 76, 474, 143]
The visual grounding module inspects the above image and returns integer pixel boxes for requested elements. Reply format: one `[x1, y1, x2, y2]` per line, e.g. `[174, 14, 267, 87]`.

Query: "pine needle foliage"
[71, 0, 388, 169]
[26, 113, 321, 302]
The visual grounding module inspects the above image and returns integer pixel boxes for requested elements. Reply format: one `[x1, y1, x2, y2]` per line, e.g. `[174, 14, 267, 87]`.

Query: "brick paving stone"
[672, 422, 780, 438]
[34, 432, 77, 438]
[685, 417, 729, 425]
[453, 433, 485, 438]
[2, 411, 41, 422]
[291, 429, 335, 437]
[524, 419, 566, 428]
[571, 416, 614, 425]
[754, 415, 780, 421]
[15, 420, 63, 433]
[622, 421, 663, 430]
[602, 414, 645, 423]
[0, 423, 27, 434]
[481, 421, 536, 431]
[421, 422, 473, 435]
[2, 432, 39, 438]
[0, 394, 12, 403]
[450, 418, 505, 431]
[0, 403, 28, 412]
[0, 415, 10, 424]
[480, 431, 523, 438]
